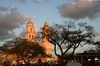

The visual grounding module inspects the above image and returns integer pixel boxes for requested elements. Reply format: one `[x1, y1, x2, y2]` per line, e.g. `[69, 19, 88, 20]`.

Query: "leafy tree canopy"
[0, 37, 46, 64]
[43, 21, 96, 63]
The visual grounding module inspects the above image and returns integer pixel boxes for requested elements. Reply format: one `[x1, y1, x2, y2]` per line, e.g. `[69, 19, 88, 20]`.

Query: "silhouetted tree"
[44, 22, 96, 64]
[93, 41, 100, 54]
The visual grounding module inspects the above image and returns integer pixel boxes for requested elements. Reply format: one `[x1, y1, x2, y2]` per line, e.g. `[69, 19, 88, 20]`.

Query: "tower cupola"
[24, 19, 34, 42]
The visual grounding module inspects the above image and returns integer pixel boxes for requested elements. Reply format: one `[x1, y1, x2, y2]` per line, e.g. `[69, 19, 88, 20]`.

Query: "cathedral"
[24, 19, 51, 55]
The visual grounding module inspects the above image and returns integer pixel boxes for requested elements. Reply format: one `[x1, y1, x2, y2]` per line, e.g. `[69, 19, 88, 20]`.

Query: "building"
[24, 19, 51, 56]
[41, 22, 51, 55]
[74, 52, 100, 66]
[24, 19, 34, 42]
[0, 19, 51, 64]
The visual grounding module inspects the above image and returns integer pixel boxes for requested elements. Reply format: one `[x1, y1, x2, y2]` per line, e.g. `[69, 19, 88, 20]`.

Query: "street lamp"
[94, 57, 98, 61]
[94, 57, 98, 66]
[88, 59, 91, 61]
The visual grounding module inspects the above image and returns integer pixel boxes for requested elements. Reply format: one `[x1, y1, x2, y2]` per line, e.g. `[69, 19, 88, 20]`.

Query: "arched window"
[32, 35, 34, 39]
[29, 34, 31, 39]
[30, 28, 32, 32]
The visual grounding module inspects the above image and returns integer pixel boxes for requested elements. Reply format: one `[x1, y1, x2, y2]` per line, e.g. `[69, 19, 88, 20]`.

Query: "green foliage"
[0, 37, 46, 64]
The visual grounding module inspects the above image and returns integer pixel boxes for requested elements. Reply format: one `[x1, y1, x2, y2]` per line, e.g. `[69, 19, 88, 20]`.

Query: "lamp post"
[88, 59, 91, 61]
[94, 57, 98, 66]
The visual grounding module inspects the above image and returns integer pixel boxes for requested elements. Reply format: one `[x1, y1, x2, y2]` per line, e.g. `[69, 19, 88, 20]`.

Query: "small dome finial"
[28, 18, 32, 23]
[27, 18, 33, 25]
[44, 21, 48, 25]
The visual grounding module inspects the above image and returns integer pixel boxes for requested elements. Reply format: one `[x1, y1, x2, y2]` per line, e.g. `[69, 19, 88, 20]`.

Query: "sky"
[0, 0, 100, 52]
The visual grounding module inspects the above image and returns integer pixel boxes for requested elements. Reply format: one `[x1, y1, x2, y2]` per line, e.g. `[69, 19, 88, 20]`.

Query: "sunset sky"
[0, 0, 100, 52]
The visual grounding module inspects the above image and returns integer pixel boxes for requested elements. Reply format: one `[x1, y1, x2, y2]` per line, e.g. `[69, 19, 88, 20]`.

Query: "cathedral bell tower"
[24, 19, 34, 42]
[41, 22, 51, 55]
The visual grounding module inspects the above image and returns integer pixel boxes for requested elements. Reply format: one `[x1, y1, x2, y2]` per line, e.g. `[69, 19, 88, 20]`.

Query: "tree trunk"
[57, 55, 66, 65]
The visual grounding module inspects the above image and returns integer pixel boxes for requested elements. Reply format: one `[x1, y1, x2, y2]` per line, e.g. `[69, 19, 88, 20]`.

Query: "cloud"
[11, 0, 51, 4]
[93, 33, 100, 41]
[0, 6, 8, 12]
[11, 0, 26, 3]
[20, 30, 25, 38]
[58, 0, 100, 20]
[32, 0, 51, 4]
[0, 6, 27, 41]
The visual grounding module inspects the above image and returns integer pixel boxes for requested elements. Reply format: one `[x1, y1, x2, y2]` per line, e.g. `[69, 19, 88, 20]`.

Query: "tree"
[44, 22, 96, 64]
[0, 37, 46, 64]
[93, 41, 100, 54]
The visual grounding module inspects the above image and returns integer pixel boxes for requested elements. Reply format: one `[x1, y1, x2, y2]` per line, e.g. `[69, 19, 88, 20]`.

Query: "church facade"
[24, 19, 51, 55]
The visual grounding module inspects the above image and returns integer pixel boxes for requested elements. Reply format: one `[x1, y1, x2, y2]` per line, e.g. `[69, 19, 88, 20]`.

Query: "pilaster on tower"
[24, 19, 34, 42]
